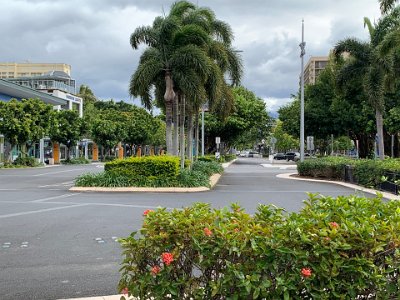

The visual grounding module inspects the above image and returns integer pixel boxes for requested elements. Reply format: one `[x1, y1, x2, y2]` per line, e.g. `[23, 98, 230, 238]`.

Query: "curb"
[59, 295, 133, 300]
[68, 159, 236, 193]
[277, 172, 400, 200]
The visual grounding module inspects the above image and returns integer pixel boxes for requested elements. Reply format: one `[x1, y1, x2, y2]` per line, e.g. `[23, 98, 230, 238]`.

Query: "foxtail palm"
[379, 0, 398, 14]
[334, 9, 400, 159]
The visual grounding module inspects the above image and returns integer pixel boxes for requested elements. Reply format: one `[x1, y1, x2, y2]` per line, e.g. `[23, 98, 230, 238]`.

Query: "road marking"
[38, 181, 74, 188]
[0, 204, 89, 219]
[33, 169, 86, 177]
[30, 193, 81, 203]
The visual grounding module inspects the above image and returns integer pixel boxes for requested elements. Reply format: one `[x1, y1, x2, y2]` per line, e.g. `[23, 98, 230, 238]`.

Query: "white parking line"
[30, 193, 81, 203]
[0, 204, 89, 219]
[33, 169, 86, 177]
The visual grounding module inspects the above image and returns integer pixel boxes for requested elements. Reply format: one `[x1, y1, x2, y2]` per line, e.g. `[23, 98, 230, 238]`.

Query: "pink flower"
[161, 252, 174, 266]
[143, 209, 154, 216]
[234, 228, 240, 233]
[121, 287, 129, 294]
[329, 222, 339, 229]
[301, 268, 312, 278]
[151, 265, 161, 275]
[204, 227, 212, 236]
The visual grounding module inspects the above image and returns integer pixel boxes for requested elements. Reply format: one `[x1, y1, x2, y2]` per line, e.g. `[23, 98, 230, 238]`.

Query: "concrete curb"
[68, 159, 236, 193]
[277, 172, 400, 200]
[59, 295, 133, 300]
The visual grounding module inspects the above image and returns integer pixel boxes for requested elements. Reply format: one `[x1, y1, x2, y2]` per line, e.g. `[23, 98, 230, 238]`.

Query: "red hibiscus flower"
[151, 265, 161, 275]
[204, 227, 212, 236]
[121, 287, 129, 294]
[329, 222, 339, 229]
[301, 267, 312, 278]
[143, 209, 154, 216]
[161, 252, 174, 266]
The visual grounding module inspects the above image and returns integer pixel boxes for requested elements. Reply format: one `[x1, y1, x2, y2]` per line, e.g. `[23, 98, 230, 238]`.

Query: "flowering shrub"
[119, 195, 400, 299]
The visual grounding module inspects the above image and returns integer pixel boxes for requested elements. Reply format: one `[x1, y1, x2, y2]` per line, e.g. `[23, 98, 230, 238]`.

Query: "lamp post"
[299, 19, 306, 162]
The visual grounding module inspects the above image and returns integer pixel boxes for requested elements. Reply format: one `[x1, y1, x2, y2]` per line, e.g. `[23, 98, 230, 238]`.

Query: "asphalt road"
[0, 158, 377, 300]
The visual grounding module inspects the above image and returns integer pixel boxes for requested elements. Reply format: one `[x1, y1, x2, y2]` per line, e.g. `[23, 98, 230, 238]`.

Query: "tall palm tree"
[129, 1, 242, 158]
[129, 2, 210, 155]
[334, 8, 400, 159]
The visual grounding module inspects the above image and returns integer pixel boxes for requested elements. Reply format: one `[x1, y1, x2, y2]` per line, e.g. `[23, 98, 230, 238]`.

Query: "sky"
[0, 0, 382, 114]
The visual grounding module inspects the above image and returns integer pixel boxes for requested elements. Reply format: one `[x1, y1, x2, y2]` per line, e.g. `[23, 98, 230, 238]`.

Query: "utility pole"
[299, 19, 306, 162]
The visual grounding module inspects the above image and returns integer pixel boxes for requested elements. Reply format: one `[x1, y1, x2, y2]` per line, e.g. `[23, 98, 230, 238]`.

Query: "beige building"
[0, 62, 71, 79]
[303, 56, 329, 85]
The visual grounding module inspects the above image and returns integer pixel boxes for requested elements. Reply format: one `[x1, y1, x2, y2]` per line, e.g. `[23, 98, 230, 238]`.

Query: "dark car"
[285, 152, 300, 162]
[273, 153, 286, 160]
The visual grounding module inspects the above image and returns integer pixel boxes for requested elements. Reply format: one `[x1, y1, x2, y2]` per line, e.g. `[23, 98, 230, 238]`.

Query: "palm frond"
[225, 47, 243, 86]
[169, 0, 196, 18]
[170, 45, 210, 80]
[211, 19, 233, 45]
[379, 0, 398, 14]
[363, 17, 375, 39]
[172, 24, 211, 48]
[182, 7, 214, 32]
[130, 26, 157, 49]
[139, 48, 163, 65]
[333, 38, 371, 62]
[208, 40, 229, 71]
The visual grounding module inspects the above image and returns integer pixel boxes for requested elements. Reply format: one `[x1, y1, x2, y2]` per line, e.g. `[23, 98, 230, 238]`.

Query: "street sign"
[216, 137, 220, 144]
[307, 136, 314, 151]
[215, 152, 220, 159]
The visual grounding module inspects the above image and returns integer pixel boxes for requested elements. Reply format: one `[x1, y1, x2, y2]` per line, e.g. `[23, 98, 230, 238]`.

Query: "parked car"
[285, 152, 300, 162]
[273, 153, 286, 160]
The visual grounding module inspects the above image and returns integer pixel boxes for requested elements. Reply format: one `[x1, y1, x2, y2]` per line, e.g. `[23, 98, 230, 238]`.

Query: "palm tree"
[129, 1, 242, 158]
[334, 9, 400, 159]
[129, 2, 210, 155]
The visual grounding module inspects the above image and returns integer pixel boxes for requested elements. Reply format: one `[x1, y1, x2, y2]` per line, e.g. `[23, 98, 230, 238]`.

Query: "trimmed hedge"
[198, 154, 236, 163]
[75, 159, 223, 188]
[298, 157, 400, 189]
[105, 156, 180, 179]
[119, 195, 400, 299]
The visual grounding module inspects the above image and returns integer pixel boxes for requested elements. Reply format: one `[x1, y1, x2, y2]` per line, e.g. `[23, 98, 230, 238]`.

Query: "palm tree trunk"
[164, 71, 175, 155]
[376, 109, 385, 160]
[194, 110, 199, 160]
[173, 94, 179, 156]
[187, 110, 194, 162]
[180, 95, 186, 169]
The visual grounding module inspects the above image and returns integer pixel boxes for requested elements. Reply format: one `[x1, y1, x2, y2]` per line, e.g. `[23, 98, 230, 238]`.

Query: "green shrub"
[75, 172, 134, 187]
[105, 156, 180, 179]
[119, 195, 400, 299]
[223, 154, 236, 162]
[297, 156, 352, 179]
[192, 160, 223, 177]
[13, 156, 39, 167]
[62, 157, 90, 165]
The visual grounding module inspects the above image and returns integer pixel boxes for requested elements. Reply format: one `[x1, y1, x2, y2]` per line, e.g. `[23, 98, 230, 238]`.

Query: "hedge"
[105, 156, 181, 179]
[298, 157, 400, 189]
[118, 195, 400, 299]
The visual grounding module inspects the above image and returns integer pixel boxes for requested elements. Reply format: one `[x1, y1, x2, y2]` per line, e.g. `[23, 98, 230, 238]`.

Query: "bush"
[75, 159, 223, 188]
[13, 156, 39, 167]
[62, 157, 90, 165]
[297, 156, 351, 179]
[119, 195, 400, 299]
[105, 156, 180, 179]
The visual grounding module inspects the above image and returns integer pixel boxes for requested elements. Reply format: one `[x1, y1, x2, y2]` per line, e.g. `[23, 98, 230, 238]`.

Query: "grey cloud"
[0, 0, 382, 112]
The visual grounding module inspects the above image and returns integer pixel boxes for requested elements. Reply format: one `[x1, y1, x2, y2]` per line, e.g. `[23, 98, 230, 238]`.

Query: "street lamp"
[299, 19, 306, 162]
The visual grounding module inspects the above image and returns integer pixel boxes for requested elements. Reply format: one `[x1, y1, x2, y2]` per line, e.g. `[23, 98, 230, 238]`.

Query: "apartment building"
[303, 56, 329, 85]
[0, 62, 71, 79]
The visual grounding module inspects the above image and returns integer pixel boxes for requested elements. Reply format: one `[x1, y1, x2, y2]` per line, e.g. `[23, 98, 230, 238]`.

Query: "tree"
[333, 10, 400, 159]
[271, 120, 299, 152]
[0, 99, 55, 160]
[50, 110, 84, 160]
[205, 87, 271, 151]
[129, 1, 242, 157]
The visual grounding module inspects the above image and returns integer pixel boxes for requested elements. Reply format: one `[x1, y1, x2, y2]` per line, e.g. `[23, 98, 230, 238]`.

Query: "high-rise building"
[0, 62, 71, 79]
[303, 56, 329, 85]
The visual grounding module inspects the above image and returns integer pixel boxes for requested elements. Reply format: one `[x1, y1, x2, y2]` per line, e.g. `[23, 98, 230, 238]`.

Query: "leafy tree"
[334, 10, 400, 159]
[379, 0, 398, 14]
[205, 87, 271, 150]
[0, 99, 55, 160]
[50, 110, 84, 160]
[271, 120, 299, 152]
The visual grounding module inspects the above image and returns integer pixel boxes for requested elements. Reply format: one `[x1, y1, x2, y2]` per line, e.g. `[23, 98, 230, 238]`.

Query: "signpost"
[215, 137, 221, 160]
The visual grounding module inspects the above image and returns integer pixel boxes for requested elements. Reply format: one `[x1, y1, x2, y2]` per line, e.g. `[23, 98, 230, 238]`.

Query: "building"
[0, 62, 71, 79]
[0, 63, 86, 164]
[303, 56, 329, 85]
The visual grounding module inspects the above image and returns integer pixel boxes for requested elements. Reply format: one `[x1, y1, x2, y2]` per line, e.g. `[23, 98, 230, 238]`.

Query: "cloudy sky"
[0, 0, 382, 113]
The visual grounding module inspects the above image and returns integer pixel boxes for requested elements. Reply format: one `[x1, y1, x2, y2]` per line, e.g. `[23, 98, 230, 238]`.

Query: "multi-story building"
[0, 63, 85, 164]
[303, 56, 329, 85]
[0, 62, 71, 79]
